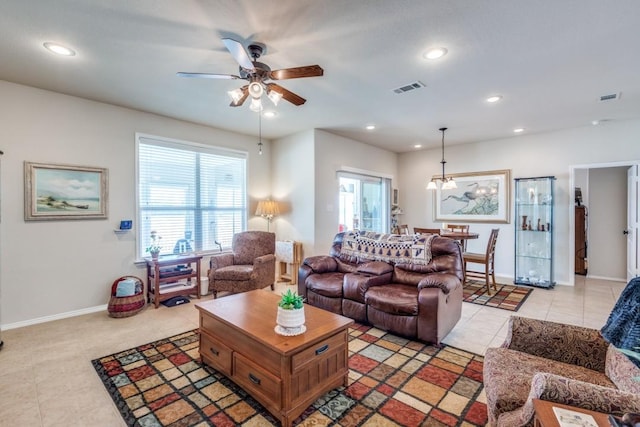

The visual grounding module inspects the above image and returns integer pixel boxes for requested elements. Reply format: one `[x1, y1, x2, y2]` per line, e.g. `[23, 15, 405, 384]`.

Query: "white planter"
[276, 306, 305, 329]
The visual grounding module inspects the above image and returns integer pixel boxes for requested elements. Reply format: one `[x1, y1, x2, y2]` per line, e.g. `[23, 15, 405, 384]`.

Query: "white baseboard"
[1, 304, 107, 331]
[586, 274, 627, 282]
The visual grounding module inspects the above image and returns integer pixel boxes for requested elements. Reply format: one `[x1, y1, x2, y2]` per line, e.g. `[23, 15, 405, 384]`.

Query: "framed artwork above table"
[433, 169, 511, 223]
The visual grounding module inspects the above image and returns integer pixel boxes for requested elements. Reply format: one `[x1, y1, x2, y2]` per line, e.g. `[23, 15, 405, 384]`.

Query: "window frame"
[135, 132, 248, 260]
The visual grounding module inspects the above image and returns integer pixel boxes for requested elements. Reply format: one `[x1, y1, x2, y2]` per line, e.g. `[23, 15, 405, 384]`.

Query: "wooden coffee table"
[533, 399, 611, 427]
[195, 290, 354, 427]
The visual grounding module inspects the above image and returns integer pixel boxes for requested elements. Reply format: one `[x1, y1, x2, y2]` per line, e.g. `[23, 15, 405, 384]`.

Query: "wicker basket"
[108, 276, 145, 318]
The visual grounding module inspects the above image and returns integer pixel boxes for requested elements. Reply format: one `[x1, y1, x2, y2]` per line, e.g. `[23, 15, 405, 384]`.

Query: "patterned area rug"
[92, 325, 487, 426]
[463, 279, 533, 312]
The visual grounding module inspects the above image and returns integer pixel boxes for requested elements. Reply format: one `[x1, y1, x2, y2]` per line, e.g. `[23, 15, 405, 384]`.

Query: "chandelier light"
[427, 127, 457, 190]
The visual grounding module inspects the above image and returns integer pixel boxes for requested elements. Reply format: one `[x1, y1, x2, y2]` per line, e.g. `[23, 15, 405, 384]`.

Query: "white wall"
[398, 119, 640, 285]
[588, 167, 627, 281]
[271, 130, 315, 256]
[0, 81, 271, 326]
[313, 130, 398, 255]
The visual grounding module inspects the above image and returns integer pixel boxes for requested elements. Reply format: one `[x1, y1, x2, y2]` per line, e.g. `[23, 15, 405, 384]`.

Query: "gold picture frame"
[24, 162, 108, 221]
[433, 169, 511, 223]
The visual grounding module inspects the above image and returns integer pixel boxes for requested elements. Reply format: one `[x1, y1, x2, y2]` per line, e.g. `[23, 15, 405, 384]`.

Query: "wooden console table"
[146, 254, 202, 308]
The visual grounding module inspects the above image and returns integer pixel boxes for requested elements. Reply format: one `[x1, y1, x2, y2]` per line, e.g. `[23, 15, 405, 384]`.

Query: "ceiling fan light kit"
[178, 38, 323, 110]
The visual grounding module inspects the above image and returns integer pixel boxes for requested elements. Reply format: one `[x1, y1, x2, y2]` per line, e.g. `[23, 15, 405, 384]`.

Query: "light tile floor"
[0, 276, 626, 426]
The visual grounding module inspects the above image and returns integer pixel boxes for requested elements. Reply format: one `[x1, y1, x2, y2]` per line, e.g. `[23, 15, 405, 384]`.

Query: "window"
[338, 171, 391, 233]
[136, 134, 247, 258]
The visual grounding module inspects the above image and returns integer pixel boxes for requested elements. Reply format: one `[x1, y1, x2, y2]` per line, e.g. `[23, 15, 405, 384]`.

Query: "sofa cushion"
[213, 265, 253, 281]
[484, 347, 615, 420]
[365, 284, 418, 315]
[304, 256, 338, 273]
[606, 345, 640, 394]
[306, 272, 344, 298]
[357, 261, 394, 275]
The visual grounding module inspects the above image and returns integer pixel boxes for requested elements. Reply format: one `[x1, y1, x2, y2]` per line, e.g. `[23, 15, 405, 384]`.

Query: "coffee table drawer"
[200, 331, 233, 375]
[291, 332, 346, 373]
[234, 352, 281, 410]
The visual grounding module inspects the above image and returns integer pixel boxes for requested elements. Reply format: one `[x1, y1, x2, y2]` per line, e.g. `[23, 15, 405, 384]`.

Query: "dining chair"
[413, 227, 441, 235]
[463, 228, 500, 294]
[397, 224, 410, 235]
[443, 223, 470, 250]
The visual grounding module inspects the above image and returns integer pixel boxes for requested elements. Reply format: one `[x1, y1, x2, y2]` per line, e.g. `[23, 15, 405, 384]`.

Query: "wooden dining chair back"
[463, 228, 500, 294]
[443, 224, 470, 250]
[397, 224, 410, 235]
[413, 227, 441, 235]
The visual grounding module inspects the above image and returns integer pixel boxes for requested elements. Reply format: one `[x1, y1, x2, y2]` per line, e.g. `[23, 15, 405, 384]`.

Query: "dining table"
[439, 230, 479, 252]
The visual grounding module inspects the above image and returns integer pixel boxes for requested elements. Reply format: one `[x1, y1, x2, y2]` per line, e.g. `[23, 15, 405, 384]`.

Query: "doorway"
[338, 172, 390, 233]
[570, 161, 639, 285]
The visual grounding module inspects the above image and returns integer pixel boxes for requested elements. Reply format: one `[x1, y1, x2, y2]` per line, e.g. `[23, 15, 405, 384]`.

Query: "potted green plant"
[275, 289, 305, 334]
[146, 231, 162, 259]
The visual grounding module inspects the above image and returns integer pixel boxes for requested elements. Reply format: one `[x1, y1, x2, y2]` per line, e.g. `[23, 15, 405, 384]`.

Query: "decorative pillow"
[115, 279, 137, 297]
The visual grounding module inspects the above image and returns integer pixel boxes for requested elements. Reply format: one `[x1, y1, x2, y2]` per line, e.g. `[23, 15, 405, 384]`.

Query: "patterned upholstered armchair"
[484, 316, 640, 426]
[208, 231, 276, 298]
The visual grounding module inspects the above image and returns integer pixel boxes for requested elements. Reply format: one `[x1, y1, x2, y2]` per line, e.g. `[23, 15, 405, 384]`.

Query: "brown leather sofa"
[298, 231, 463, 344]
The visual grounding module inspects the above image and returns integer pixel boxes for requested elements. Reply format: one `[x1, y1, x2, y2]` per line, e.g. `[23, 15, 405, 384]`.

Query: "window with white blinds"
[136, 134, 247, 258]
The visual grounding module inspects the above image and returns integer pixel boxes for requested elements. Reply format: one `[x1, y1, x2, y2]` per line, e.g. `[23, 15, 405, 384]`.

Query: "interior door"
[627, 164, 639, 281]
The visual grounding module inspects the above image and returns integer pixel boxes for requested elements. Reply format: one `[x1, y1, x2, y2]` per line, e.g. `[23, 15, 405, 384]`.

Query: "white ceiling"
[1, 0, 639, 152]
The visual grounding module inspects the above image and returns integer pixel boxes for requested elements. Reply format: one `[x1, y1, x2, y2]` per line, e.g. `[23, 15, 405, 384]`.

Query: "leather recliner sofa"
[298, 231, 464, 345]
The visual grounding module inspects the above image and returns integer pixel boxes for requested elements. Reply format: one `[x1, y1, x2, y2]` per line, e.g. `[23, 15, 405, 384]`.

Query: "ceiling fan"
[177, 38, 324, 110]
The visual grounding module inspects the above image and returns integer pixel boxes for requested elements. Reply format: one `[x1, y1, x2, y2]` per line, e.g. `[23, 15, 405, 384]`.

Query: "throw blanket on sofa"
[341, 231, 436, 265]
[601, 276, 640, 366]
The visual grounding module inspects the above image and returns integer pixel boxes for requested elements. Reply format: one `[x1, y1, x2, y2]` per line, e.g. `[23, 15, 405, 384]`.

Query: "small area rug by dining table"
[93, 324, 488, 426]
[463, 279, 533, 312]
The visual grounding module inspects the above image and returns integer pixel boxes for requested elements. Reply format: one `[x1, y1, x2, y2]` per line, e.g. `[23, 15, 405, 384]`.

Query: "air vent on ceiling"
[393, 81, 426, 94]
[599, 92, 621, 102]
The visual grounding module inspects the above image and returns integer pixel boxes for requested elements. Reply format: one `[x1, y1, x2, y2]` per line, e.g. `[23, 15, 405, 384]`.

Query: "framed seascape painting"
[24, 162, 108, 221]
[433, 169, 511, 223]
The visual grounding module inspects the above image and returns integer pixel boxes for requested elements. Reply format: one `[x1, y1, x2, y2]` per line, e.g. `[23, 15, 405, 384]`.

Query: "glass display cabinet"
[514, 176, 556, 288]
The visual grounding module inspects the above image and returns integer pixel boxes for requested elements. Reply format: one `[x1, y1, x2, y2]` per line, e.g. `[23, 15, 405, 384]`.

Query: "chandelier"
[427, 127, 457, 190]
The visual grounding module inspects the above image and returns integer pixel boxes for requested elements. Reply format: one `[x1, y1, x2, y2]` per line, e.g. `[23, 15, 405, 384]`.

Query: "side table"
[146, 254, 202, 308]
[275, 241, 303, 285]
[533, 399, 611, 427]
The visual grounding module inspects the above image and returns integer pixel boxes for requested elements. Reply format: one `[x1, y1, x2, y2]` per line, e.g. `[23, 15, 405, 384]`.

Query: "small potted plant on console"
[275, 289, 306, 336]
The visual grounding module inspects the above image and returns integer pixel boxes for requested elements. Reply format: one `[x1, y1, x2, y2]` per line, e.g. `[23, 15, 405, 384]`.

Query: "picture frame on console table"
[24, 161, 108, 221]
[433, 169, 510, 223]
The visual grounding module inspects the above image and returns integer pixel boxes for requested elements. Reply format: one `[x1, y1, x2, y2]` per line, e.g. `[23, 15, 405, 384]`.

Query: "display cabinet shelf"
[514, 176, 556, 288]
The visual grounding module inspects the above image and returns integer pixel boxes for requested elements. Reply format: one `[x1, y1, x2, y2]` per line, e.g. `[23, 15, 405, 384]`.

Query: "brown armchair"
[208, 231, 276, 298]
[484, 316, 640, 426]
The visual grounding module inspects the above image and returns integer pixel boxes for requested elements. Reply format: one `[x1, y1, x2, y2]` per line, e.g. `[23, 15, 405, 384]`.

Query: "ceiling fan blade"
[270, 65, 324, 80]
[176, 72, 240, 79]
[267, 83, 306, 106]
[230, 85, 249, 107]
[221, 38, 255, 72]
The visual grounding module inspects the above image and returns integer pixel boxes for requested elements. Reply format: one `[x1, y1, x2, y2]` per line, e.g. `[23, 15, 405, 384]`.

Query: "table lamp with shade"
[255, 200, 280, 231]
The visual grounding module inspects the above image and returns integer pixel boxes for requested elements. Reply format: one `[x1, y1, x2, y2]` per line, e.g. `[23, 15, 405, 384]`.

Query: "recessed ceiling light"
[513, 128, 525, 133]
[263, 111, 277, 118]
[423, 47, 448, 60]
[414, 144, 422, 149]
[486, 95, 502, 103]
[365, 124, 376, 131]
[43, 42, 76, 56]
